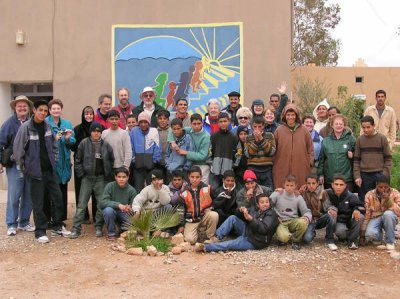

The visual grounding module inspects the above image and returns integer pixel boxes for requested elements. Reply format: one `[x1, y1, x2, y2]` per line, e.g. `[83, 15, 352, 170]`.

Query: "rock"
[178, 242, 191, 252]
[127, 247, 143, 256]
[147, 245, 157, 256]
[171, 246, 182, 255]
[120, 231, 128, 239]
[390, 251, 400, 260]
[171, 233, 185, 245]
[157, 252, 165, 256]
[117, 245, 126, 252]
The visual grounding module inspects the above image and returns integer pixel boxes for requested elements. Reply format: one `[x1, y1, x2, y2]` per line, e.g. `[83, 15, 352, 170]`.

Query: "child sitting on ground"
[180, 166, 218, 244]
[195, 193, 279, 252]
[300, 174, 338, 251]
[168, 170, 188, 235]
[100, 168, 137, 241]
[270, 174, 312, 250]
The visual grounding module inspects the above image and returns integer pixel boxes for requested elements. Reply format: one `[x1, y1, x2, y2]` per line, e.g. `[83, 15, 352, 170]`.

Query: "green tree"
[292, 75, 331, 114]
[292, 0, 341, 66]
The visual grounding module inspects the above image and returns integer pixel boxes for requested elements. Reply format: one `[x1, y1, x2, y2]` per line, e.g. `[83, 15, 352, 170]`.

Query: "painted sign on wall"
[112, 23, 243, 116]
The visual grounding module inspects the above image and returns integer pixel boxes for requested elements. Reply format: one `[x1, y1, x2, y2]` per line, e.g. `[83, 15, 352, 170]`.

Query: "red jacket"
[180, 182, 212, 222]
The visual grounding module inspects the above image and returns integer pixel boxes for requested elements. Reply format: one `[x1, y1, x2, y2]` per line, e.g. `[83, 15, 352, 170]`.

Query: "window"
[355, 76, 364, 83]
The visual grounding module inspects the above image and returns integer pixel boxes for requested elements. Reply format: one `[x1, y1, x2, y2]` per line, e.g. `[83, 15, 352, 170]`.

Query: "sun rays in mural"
[113, 23, 242, 116]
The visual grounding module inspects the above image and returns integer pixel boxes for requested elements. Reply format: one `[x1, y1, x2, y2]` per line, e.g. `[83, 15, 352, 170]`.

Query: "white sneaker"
[18, 224, 36, 232]
[386, 243, 395, 251]
[36, 235, 50, 243]
[51, 226, 71, 237]
[327, 243, 338, 251]
[7, 227, 17, 236]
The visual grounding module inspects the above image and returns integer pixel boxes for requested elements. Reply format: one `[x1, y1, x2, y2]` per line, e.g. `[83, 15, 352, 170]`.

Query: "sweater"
[131, 184, 171, 213]
[101, 128, 132, 169]
[245, 132, 276, 167]
[210, 129, 237, 175]
[353, 132, 392, 179]
[270, 191, 312, 222]
[363, 188, 400, 225]
[100, 181, 137, 210]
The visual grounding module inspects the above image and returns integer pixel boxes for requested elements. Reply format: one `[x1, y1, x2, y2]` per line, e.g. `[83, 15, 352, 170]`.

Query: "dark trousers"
[29, 171, 64, 238]
[44, 183, 68, 223]
[74, 170, 97, 221]
[133, 168, 151, 193]
[359, 171, 383, 203]
[249, 166, 273, 189]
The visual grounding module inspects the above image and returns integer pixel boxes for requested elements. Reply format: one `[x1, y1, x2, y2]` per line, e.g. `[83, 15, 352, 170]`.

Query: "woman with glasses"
[231, 107, 253, 135]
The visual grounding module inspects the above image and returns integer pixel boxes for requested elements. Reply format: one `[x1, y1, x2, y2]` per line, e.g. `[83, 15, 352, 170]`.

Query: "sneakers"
[291, 242, 301, 250]
[194, 242, 205, 252]
[36, 235, 50, 243]
[95, 228, 103, 237]
[7, 227, 17, 236]
[204, 236, 219, 244]
[348, 242, 358, 250]
[18, 224, 36, 232]
[51, 226, 71, 237]
[379, 243, 396, 251]
[68, 230, 81, 239]
[327, 243, 338, 251]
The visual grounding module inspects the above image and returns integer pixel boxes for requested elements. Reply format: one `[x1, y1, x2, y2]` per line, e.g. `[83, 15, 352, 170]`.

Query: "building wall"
[292, 66, 400, 114]
[0, 0, 292, 126]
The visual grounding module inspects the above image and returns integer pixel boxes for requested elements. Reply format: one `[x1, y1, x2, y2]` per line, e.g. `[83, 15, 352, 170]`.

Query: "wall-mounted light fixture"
[16, 30, 26, 45]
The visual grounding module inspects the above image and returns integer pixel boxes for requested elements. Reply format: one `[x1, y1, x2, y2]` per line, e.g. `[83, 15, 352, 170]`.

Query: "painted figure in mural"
[191, 60, 204, 93]
[166, 81, 177, 110]
[153, 73, 168, 107]
[112, 87, 134, 130]
[132, 87, 164, 128]
[174, 72, 190, 102]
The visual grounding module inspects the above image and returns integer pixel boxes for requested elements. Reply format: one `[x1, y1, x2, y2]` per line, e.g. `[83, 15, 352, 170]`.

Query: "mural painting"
[112, 23, 243, 116]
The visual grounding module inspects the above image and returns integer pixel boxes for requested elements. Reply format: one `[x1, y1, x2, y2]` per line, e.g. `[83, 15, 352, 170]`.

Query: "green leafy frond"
[151, 207, 181, 232]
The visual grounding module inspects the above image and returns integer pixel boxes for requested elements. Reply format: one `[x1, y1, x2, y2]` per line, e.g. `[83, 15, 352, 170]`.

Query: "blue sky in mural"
[114, 24, 242, 115]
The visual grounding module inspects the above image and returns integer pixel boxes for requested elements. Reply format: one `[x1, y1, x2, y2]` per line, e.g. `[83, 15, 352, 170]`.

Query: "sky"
[329, 0, 400, 66]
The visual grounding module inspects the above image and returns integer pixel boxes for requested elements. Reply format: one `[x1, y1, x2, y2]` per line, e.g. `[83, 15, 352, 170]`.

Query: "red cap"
[243, 170, 257, 182]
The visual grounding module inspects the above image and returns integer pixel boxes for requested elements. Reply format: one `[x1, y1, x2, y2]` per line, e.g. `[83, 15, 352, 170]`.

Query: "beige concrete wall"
[292, 66, 400, 115]
[0, 0, 292, 126]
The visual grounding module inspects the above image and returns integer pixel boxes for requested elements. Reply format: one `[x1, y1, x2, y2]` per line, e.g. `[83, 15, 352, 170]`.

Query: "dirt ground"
[0, 191, 399, 299]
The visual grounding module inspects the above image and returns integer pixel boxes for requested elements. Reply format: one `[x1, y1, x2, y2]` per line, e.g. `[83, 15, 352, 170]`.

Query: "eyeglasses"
[238, 116, 248, 120]
[143, 93, 154, 98]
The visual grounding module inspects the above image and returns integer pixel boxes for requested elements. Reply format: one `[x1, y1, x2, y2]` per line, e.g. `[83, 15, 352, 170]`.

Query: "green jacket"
[100, 181, 137, 210]
[317, 129, 356, 184]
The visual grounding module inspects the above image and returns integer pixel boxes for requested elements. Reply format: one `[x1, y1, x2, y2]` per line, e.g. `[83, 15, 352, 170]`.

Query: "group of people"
[0, 85, 399, 253]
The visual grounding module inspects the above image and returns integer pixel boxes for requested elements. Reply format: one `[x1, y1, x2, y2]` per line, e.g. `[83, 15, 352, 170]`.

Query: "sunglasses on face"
[238, 116, 248, 120]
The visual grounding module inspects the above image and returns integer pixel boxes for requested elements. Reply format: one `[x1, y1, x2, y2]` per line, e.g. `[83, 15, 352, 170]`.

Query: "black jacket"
[212, 184, 238, 223]
[74, 137, 115, 179]
[239, 207, 279, 249]
[132, 102, 164, 128]
[326, 189, 365, 223]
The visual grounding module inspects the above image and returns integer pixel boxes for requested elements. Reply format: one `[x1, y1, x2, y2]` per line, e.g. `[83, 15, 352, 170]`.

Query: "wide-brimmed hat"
[10, 95, 33, 110]
[140, 86, 156, 98]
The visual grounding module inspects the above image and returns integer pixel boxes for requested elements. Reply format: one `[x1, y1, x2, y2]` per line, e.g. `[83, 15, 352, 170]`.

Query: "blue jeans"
[6, 165, 32, 228]
[205, 215, 255, 252]
[303, 213, 336, 244]
[365, 210, 397, 244]
[102, 207, 130, 237]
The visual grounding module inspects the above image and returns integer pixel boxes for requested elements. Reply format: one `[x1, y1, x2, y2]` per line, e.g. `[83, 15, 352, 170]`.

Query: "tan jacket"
[364, 105, 397, 151]
[363, 188, 400, 226]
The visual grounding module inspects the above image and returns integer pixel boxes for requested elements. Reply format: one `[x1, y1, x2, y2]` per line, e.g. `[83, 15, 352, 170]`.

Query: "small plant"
[391, 146, 400, 190]
[124, 207, 181, 252]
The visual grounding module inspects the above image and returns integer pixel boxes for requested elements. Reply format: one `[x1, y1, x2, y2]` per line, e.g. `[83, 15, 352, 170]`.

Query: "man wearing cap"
[132, 86, 164, 128]
[222, 91, 242, 127]
[13, 99, 69, 243]
[130, 111, 161, 192]
[112, 87, 135, 129]
[0, 95, 35, 236]
[236, 170, 272, 210]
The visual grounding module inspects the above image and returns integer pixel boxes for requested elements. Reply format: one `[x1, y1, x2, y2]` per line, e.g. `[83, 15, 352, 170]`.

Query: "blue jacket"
[46, 116, 76, 184]
[310, 129, 323, 161]
[13, 118, 58, 179]
[165, 131, 195, 172]
[0, 114, 23, 166]
[130, 127, 161, 167]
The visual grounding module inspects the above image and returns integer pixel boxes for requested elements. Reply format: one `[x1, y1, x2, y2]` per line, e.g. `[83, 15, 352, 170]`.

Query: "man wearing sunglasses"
[132, 86, 164, 128]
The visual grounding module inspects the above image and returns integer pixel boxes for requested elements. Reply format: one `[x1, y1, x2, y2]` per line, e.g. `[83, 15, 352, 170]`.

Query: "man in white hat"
[0, 95, 35, 236]
[132, 86, 164, 127]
